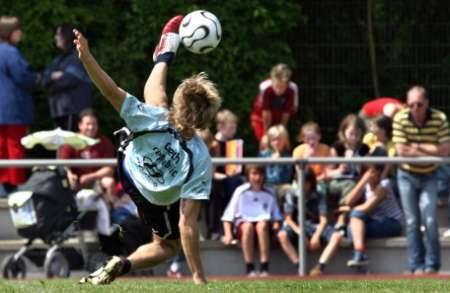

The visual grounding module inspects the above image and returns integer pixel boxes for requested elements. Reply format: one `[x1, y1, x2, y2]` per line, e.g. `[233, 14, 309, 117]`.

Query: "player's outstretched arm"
[143, 62, 169, 108]
[143, 15, 183, 108]
[179, 199, 207, 284]
[73, 29, 126, 112]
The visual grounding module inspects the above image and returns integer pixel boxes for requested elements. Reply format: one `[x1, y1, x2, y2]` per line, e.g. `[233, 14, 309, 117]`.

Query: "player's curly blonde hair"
[169, 73, 222, 139]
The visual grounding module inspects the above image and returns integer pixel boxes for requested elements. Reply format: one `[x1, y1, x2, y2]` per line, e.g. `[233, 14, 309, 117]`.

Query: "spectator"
[278, 168, 334, 269]
[259, 124, 293, 199]
[363, 115, 395, 156]
[363, 115, 395, 179]
[43, 24, 93, 132]
[293, 121, 331, 195]
[327, 114, 369, 227]
[59, 109, 116, 237]
[251, 64, 298, 141]
[221, 164, 282, 277]
[358, 97, 403, 125]
[0, 16, 38, 196]
[309, 148, 403, 276]
[209, 109, 243, 239]
[393, 85, 450, 274]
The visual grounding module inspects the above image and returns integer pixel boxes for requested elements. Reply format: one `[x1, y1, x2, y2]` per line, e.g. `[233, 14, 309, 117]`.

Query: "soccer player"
[75, 15, 221, 285]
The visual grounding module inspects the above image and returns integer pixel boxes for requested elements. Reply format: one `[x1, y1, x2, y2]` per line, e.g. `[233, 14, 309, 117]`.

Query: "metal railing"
[1, 156, 449, 276]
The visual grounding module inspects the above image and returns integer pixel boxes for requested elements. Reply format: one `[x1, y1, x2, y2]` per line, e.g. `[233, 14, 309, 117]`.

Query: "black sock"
[246, 263, 255, 274]
[120, 258, 132, 276]
[155, 52, 175, 65]
[293, 262, 299, 270]
[260, 262, 269, 272]
[318, 262, 326, 271]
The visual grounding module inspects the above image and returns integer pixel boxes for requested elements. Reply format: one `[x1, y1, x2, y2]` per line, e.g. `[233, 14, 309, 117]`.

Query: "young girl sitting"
[259, 124, 293, 199]
[327, 114, 369, 229]
[293, 121, 331, 196]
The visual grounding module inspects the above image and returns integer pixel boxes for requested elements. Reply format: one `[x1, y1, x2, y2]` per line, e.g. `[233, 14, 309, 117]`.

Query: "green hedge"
[3, 0, 304, 155]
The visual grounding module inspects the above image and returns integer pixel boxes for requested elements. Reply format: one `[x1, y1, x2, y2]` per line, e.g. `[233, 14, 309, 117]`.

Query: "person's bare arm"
[143, 62, 169, 108]
[262, 110, 271, 131]
[343, 168, 372, 206]
[73, 29, 126, 112]
[79, 166, 114, 186]
[222, 221, 235, 245]
[179, 199, 206, 284]
[353, 186, 388, 214]
[281, 113, 290, 127]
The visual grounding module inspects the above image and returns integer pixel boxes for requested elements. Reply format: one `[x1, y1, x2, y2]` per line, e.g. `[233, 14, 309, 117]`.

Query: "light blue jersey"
[120, 93, 212, 206]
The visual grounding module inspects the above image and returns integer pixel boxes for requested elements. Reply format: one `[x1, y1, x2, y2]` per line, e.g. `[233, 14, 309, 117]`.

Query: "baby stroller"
[1, 166, 108, 279]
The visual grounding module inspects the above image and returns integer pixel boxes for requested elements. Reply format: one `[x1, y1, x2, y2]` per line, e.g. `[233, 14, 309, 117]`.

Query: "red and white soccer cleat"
[153, 15, 184, 62]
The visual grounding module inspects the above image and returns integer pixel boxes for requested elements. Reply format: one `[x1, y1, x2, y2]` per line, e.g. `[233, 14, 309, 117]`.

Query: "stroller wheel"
[44, 251, 70, 278]
[86, 252, 108, 273]
[1, 254, 26, 279]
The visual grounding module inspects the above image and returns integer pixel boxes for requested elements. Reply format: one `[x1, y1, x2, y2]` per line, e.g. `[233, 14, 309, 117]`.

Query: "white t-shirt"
[221, 183, 283, 225]
[365, 179, 403, 221]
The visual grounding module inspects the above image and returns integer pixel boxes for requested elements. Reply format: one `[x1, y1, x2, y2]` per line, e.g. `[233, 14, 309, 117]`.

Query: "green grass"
[0, 279, 449, 292]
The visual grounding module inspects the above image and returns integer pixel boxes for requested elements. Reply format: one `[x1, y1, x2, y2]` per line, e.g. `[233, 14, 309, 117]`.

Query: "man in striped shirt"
[393, 85, 450, 274]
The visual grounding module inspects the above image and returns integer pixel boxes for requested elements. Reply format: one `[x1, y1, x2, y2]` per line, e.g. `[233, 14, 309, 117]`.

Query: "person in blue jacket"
[0, 16, 37, 195]
[43, 24, 93, 132]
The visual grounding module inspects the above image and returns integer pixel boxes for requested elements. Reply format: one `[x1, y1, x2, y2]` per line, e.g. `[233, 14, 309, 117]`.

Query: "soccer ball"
[179, 10, 222, 54]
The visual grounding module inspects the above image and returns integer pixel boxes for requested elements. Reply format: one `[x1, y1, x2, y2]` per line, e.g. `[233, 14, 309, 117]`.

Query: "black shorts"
[117, 152, 180, 240]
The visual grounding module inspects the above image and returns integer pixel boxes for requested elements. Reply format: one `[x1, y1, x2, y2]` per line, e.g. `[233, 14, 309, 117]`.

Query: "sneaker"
[424, 267, 438, 274]
[153, 15, 184, 62]
[443, 229, 450, 238]
[79, 256, 123, 285]
[247, 270, 258, 278]
[334, 223, 347, 237]
[309, 265, 324, 277]
[259, 270, 269, 277]
[166, 268, 183, 278]
[347, 251, 369, 267]
[413, 268, 425, 275]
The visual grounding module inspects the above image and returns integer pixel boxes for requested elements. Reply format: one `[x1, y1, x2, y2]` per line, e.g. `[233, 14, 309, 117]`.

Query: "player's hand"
[73, 29, 90, 59]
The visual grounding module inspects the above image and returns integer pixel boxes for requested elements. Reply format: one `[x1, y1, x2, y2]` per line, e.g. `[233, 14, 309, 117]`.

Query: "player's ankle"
[119, 257, 132, 276]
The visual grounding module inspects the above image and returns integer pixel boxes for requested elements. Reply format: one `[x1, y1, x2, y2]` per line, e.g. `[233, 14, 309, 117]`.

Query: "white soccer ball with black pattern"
[179, 10, 222, 54]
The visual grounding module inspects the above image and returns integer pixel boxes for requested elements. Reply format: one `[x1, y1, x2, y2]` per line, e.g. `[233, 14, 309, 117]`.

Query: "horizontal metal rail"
[0, 156, 450, 167]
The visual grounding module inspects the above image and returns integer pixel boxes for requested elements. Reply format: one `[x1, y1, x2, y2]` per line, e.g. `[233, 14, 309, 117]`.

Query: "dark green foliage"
[2, 0, 302, 155]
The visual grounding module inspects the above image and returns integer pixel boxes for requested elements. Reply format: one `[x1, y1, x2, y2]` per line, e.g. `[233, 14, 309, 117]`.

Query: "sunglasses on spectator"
[408, 102, 424, 108]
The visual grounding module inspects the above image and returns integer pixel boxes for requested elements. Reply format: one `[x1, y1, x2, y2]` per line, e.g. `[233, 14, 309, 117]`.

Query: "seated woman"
[221, 164, 282, 277]
[309, 148, 403, 276]
[277, 167, 334, 269]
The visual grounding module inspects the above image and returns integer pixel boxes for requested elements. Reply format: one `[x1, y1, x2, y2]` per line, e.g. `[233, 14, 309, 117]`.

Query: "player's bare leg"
[179, 199, 207, 284]
[241, 222, 255, 264]
[127, 237, 181, 270]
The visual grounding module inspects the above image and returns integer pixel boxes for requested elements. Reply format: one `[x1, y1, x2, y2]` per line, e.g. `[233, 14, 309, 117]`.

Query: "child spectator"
[293, 121, 331, 195]
[221, 164, 282, 277]
[278, 168, 334, 269]
[310, 148, 403, 276]
[327, 114, 369, 228]
[259, 125, 293, 199]
[363, 115, 395, 156]
[209, 110, 244, 239]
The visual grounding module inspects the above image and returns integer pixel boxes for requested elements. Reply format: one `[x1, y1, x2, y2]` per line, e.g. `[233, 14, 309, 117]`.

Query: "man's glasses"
[408, 102, 424, 108]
